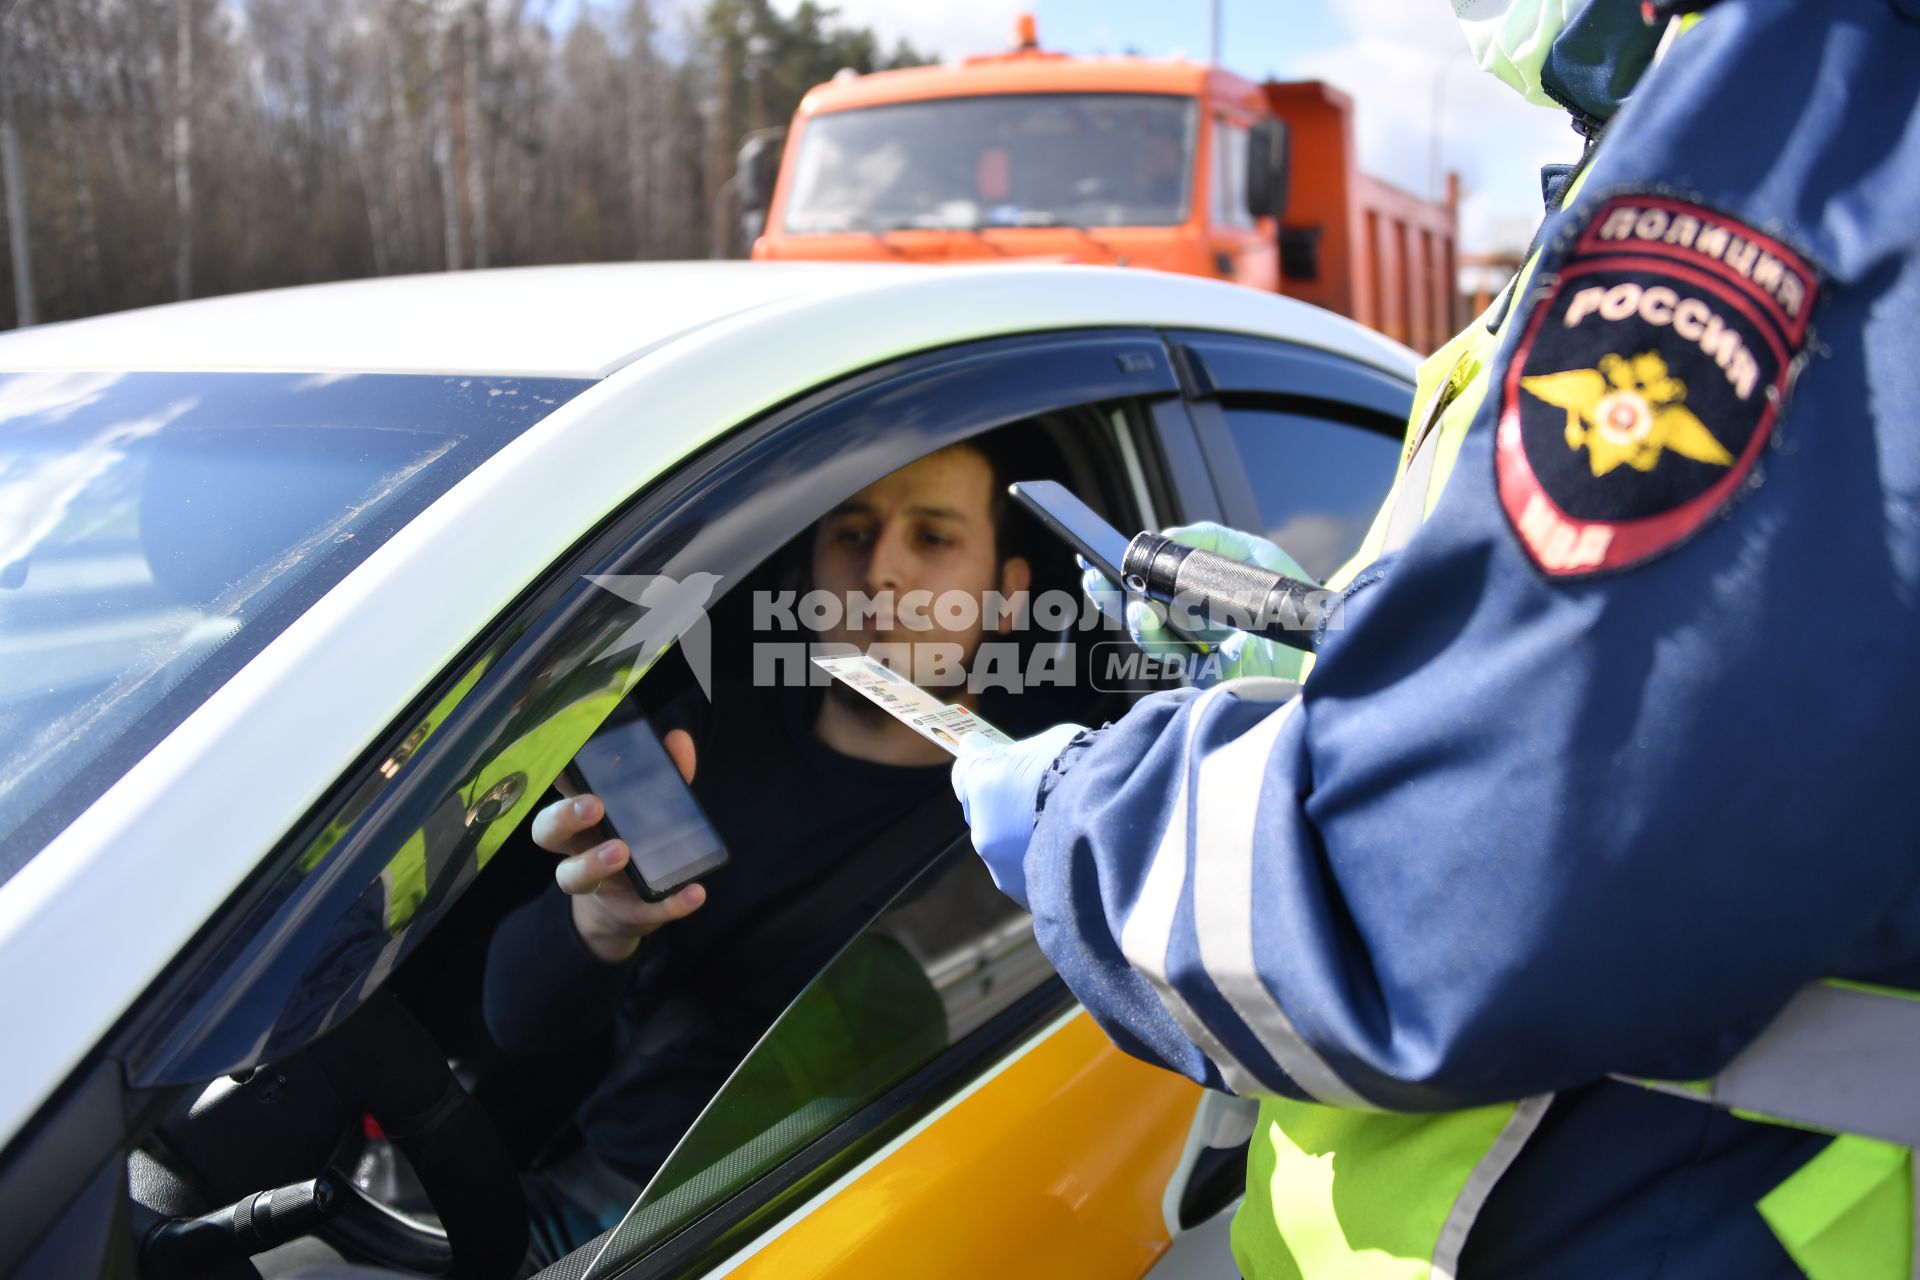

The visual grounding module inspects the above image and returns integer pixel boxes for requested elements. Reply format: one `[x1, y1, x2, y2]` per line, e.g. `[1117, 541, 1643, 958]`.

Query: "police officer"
[953, 2, 1920, 1275]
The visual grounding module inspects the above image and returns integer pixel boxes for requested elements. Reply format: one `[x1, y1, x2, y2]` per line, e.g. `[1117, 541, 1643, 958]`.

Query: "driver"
[483, 440, 1034, 1256]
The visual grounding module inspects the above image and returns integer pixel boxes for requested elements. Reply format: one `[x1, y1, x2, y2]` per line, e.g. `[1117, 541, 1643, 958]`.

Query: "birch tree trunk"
[172, 0, 193, 300]
[463, 5, 488, 268]
[348, 104, 390, 276]
[384, 37, 421, 274]
[0, 0, 35, 327]
[428, 0, 463, 270]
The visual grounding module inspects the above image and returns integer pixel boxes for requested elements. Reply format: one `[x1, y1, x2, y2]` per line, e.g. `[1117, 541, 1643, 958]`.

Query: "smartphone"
[562, 718, 728, 902]
[1008, 479, 1205, 649]
[1007, 479, 1135, 590]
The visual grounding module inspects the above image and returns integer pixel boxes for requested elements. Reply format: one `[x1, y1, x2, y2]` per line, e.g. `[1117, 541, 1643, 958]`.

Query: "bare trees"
[0, 0, 35, 326]
[0, 0, 927, 328]
[172, 0, 192, 299]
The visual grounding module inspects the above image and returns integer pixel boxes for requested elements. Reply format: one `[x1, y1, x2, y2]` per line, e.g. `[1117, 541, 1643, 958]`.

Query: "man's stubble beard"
[825, 675, 891, 724]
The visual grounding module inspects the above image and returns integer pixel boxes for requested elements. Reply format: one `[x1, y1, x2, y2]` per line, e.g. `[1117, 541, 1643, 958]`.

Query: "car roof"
[0, 262, 956, 380]
[0, 261, 1414, 382]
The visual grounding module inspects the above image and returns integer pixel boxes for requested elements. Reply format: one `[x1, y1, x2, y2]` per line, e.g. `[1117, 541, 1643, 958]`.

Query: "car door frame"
[536, 345, 1236, 1279]
[572, 343, 1428, 1280]
[569, 334, 1417, 1280]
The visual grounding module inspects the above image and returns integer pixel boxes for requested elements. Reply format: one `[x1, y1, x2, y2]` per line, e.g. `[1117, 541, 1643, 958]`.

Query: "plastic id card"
[811, 653, 1014, 757]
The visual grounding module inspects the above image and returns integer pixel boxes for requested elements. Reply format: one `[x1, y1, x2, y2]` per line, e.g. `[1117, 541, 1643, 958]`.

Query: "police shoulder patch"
[1495, 195, 1818, 577]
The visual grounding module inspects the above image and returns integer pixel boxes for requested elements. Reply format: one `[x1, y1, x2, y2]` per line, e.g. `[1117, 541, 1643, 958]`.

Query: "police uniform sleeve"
[1025, 0, 1920, 1111]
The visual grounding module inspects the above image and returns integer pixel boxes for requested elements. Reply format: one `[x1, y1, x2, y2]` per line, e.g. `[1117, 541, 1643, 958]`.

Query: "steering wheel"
[308, 990, 528, 1278]
[141, 989, 528, 1280]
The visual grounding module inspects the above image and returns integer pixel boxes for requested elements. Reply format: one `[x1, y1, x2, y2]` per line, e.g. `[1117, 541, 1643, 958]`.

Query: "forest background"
[0, 0, 928, 328]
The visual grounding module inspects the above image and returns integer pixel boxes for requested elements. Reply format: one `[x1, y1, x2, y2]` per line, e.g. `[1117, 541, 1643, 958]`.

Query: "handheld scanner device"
[1009, 480, 1328, 653]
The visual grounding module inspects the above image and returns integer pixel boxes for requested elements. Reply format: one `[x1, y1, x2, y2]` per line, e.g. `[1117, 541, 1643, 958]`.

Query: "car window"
[579, 839, 1019, 1278]
[119, 331, 1181, 1089]
[784, 94, 1198, 233]
[1211, 117, 1254, 231]
[564, 411, 1160, 1278]
[1221, 406, 1402, 581]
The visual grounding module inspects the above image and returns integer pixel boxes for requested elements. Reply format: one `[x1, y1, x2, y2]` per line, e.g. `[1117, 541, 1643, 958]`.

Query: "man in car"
[484, 439, 1033, 1255]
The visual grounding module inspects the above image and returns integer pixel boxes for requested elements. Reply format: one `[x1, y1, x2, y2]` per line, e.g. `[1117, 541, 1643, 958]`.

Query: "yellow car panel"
[733, 1011, 1202, 1277]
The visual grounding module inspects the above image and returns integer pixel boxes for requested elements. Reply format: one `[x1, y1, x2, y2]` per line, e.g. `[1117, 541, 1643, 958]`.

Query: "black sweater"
[483, 680, 954, 1182]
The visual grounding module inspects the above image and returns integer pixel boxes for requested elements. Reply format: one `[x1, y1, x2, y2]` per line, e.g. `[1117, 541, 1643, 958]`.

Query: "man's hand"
[951, 722, 1086, 909]
[1079, 521, 1312, 683]
[535, 727, 706, 964]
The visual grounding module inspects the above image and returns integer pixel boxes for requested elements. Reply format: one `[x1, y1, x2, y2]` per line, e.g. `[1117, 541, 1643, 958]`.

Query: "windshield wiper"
[833, 215, 914, 260]
[855, 214, 1019, 258]
[1005, 211, 1125, 264]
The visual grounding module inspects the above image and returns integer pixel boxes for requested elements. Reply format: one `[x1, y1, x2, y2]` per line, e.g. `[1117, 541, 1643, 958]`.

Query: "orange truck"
[741, 17, 1465, 353]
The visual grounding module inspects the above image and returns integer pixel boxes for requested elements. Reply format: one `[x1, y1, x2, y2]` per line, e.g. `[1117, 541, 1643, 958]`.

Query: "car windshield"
[0, 371, 590, 884]
[783, 93, 1196, 234]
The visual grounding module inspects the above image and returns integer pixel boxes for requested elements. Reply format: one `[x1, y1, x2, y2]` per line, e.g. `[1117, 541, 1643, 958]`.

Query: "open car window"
[561, 411, 1165, 1278]
[504, 405, 1159, 1269]
[579, 838, 1012, 1278]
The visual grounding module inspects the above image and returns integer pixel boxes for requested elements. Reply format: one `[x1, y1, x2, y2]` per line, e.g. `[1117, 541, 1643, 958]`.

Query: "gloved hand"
[951, 722, 1086, 909]
[1079, 521, 1313, 684]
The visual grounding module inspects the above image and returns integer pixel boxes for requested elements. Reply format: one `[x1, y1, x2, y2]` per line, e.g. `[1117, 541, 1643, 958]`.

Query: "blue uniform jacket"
[1025, 3, 1920, 1273]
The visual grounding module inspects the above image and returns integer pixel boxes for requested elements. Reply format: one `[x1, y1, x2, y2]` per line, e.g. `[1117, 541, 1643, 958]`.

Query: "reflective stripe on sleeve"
[1191, 679, 1378, 1111]
[1118, 682, 1269, 1096]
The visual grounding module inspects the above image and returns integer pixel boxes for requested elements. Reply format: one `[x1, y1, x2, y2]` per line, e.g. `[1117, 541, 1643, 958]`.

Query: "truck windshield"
[0, 371, 589, 885]
[784, 93, 1197, 234]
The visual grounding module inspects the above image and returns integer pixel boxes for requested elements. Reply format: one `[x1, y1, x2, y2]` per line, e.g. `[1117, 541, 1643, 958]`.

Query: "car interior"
[102, 401, 1186, 1280]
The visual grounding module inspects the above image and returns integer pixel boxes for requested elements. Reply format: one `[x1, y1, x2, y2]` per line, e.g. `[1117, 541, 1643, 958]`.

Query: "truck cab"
[748, 19, 1288, 293]
[744, 19, 1465, 353]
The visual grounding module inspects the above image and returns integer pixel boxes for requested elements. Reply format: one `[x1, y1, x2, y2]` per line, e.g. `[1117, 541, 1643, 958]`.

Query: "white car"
[0, 262, 1414, 1280]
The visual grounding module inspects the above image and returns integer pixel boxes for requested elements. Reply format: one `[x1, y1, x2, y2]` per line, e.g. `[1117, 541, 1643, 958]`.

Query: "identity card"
[811, 653, 1014, 757]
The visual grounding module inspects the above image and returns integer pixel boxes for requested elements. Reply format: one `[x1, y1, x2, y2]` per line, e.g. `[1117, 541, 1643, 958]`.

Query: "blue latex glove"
[1078, 521, 1313, 684]
[950, 722, 1086, 909]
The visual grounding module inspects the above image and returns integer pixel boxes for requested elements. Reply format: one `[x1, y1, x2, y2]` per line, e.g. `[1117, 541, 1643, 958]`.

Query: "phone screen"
[1007, 479, 1134, 586]
[571, 718, 729, 900]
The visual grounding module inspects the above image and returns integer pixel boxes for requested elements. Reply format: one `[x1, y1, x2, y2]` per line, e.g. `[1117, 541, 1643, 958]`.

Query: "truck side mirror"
[1246, 121, 1290, 221]
[736, 127, 787, 218]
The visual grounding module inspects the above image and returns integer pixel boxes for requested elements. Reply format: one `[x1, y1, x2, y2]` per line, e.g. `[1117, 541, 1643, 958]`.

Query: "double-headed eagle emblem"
[1521, 351, 1733, 477]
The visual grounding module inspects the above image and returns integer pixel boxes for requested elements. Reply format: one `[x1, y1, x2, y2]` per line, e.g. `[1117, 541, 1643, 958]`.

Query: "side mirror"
[736, 127, 787, 217]
[1246, 120, 1290, 221]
